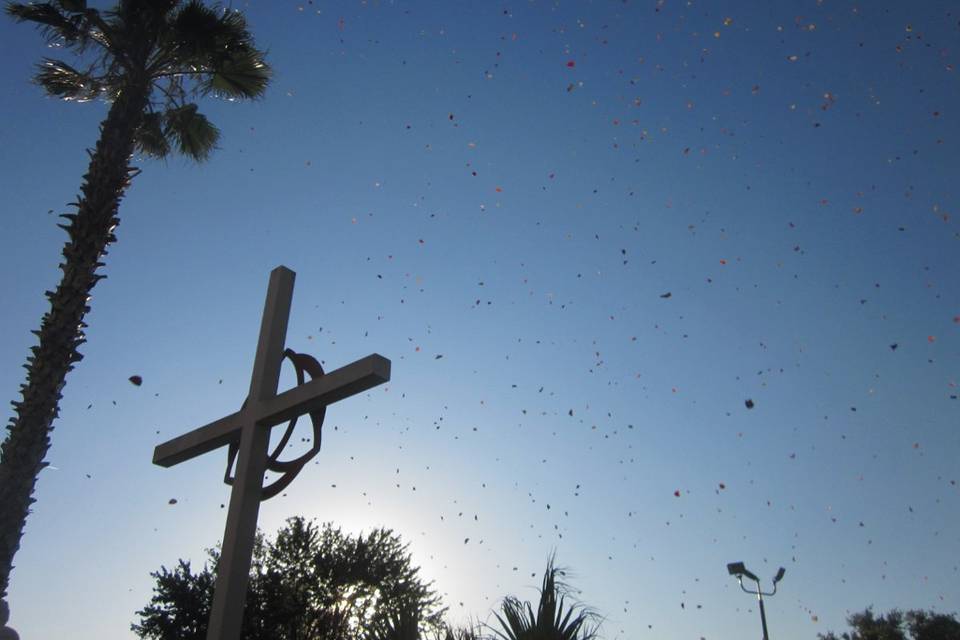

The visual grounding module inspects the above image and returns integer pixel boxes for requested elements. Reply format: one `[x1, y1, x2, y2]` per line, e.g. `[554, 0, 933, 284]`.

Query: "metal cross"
[152, 266, 390, 640]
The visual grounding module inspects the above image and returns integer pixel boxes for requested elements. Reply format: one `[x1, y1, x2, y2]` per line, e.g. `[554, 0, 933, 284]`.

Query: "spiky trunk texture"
[0, 79, 150, 605]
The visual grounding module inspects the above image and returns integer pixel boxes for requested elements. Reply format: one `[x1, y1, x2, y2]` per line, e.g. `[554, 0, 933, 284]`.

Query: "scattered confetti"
[5, 5, 958, 636]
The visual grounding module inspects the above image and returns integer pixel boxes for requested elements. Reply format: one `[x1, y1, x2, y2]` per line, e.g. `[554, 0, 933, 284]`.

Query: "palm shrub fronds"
[441, 623, 482, 640]
[490, 556, 601, 640]
[367, 601, 422, 640]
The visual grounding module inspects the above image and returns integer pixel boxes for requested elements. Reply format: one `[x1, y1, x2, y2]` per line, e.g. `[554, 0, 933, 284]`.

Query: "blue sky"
[1, 1, 958, 638]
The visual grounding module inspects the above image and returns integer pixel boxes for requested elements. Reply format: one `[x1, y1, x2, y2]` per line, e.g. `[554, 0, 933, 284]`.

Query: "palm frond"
[7, 1, 111, 53]
[162, 1, 271, 99]
[34, 58, 103, 102]
[203, 47, 270, 99]
[12, 0, 268, 163]
[171, 2, 254, 52]
[55, 0, 86, 11]
[439, 622, 482, 640]
[490, 557, 601, 640]
[164, 103, 219, 161]
[167, 0, 221, 58]
[492, 597, 535, 640]
[110, 0, 178, 28]
[6, 2, 83, 43]
[368, 602, 421, 640]
[134, 111, 171, 158]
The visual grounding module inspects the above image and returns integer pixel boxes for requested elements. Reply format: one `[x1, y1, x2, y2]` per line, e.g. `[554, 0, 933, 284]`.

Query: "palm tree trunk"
[0, 79, 150, 608]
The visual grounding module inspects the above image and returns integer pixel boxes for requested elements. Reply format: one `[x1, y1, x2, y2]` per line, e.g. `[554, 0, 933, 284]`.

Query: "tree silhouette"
[132, 517, 446, 640]
[903, 609, 960, 640]
[0, 1, 270, 628]
[818, 607, 960, 640]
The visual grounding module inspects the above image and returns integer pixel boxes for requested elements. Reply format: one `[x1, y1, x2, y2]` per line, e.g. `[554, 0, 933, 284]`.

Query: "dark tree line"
[819, 607, 960, 640]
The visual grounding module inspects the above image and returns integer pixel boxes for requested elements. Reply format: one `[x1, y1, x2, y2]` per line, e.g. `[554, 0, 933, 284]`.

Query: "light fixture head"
[726, 561, 758, 581]
[773, 567, 786, 584]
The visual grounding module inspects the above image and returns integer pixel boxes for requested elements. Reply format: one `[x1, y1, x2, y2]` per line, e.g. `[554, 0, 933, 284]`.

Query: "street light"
[727, 562, 785, 640]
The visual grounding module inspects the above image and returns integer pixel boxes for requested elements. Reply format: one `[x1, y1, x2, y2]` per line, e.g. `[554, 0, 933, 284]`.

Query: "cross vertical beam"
[206, 266, 294, 640]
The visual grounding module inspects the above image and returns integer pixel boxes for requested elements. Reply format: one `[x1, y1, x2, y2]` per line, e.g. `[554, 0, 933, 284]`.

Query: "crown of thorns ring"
[224, 349, 325, 501]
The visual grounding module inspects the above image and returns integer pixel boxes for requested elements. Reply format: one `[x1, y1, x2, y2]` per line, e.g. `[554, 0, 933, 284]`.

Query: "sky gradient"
[1, 1, 958, 639]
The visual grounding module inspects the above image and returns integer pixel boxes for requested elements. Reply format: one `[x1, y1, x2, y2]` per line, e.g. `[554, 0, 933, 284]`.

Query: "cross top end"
[271, 264, 295, 278]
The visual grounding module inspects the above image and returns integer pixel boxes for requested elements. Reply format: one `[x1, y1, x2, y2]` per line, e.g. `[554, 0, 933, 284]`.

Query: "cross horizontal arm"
[151, 354, 391, 469]
[255, 354, 391, 427]
[153, 411, 244, 468]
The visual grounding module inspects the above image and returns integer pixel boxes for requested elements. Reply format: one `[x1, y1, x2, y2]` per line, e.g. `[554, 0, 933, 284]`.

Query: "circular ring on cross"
[223, 348, 326, 500]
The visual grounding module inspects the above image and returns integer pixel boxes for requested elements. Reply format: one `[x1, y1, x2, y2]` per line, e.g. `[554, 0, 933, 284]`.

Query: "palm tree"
[0, 0, 270, 631]
[490, 556, 601, 640]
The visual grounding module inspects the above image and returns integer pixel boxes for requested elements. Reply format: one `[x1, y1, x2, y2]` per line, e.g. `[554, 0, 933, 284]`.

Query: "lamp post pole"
[757, 589, 770, 640]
